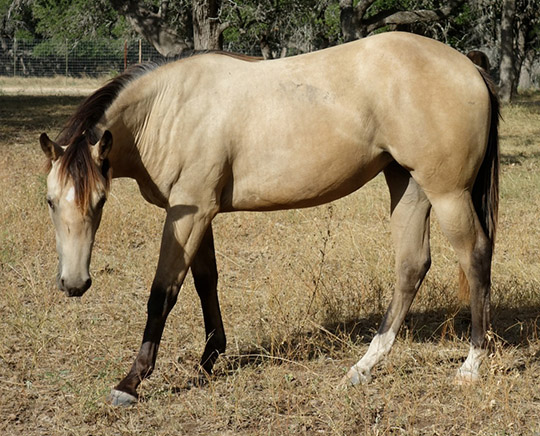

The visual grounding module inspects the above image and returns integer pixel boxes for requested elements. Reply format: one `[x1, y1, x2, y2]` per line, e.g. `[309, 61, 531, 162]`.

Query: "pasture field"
[0, 76, 108, 96]
[1, 80, 540, 435]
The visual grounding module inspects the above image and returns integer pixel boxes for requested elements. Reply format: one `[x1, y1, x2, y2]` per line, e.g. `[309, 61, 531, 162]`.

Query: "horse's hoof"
[339, 366, 371, 387]
[454, 368, 479, 386]
[107, 388, 138, 406]
[186, 373, 210, 389]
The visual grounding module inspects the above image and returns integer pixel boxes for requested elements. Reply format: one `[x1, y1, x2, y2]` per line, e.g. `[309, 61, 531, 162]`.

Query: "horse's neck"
[99, 93, 170, 208]
[97, 89, 145, 179]
[101, 122, 139, 179]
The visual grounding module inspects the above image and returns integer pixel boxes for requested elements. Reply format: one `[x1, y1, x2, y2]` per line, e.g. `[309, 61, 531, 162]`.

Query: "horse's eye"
[47, 198, 55, 211]
[96, 196, 106, 210]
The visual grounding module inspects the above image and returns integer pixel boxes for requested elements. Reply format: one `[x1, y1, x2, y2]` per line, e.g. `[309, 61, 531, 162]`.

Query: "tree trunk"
[518, 51, 534, 90]
[339, 0, 357, 42]
[192, 0, 225, 50]
[499, 0, 516, 103]
[110, 0, 190, 57]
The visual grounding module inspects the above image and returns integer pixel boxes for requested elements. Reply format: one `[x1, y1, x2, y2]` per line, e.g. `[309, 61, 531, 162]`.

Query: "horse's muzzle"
[58, 277, 92, 297]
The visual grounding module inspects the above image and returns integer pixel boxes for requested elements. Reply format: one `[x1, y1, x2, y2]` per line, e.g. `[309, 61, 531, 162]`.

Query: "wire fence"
[1, 38, 167, 77]
[3, 37, 539, 89]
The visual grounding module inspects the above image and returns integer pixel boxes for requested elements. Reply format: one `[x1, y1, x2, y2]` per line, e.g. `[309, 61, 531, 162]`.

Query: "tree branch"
[363, 0, 466, 34]
[355, 0, 378, 20]
[159, 1, 169, 18]
[218, 21, 230, 34]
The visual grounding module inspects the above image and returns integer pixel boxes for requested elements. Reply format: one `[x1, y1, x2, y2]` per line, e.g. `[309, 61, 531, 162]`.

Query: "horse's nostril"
[60, 278, 65, 288]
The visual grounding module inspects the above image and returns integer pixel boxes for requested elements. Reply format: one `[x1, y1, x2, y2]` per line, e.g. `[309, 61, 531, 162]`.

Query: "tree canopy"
[0, 0, 505, 53]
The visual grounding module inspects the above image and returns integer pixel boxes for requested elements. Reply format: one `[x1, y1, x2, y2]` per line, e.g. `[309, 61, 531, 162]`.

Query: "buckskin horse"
[40, 32, 499, 406]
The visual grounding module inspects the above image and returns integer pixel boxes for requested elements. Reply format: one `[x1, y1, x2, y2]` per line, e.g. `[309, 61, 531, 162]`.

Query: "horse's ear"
[40, 133, 63, 161]
[94, 130, 113, 165]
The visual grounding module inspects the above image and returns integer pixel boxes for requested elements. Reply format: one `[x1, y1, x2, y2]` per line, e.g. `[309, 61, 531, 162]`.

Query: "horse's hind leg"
[428, 192, 492, 383]
[191, 225, 226, 379]
[344, 163, 432, 385]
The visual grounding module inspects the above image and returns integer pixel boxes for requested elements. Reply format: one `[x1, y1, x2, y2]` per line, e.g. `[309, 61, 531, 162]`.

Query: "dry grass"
[0, 76, 111, 96]
[1, 81, 540, 435]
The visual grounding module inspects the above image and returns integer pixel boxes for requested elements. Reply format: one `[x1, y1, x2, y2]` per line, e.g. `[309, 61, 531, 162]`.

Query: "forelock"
[57, 136, 109, 212]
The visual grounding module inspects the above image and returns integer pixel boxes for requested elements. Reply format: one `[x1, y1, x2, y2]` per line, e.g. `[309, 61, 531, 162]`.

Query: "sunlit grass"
[0, 75, 110, 96]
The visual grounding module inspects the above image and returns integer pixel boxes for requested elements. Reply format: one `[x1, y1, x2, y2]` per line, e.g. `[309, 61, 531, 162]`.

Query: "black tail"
[458, 67, 500, 302]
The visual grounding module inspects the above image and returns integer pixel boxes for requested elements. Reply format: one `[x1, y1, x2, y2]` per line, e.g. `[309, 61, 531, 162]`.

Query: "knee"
[147, 284, 180, 318]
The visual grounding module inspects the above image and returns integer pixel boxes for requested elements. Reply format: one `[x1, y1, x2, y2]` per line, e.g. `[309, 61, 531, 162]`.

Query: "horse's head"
[40, 130, 113, 297]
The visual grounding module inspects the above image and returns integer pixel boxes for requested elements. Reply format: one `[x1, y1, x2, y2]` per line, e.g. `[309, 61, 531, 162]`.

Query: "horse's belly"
[219, 74, 390, 212]
[225, 149, 391, 212]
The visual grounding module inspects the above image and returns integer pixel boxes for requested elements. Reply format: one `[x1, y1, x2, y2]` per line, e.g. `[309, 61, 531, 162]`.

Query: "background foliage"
[2, 0, 539, 96]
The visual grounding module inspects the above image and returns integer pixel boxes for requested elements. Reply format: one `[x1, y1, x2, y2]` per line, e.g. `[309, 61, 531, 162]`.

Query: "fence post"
[13, 37, 17, 77]
[139, 39, 142, 64]
[65, 39, 69, 76]
[124, 39, 127, 71]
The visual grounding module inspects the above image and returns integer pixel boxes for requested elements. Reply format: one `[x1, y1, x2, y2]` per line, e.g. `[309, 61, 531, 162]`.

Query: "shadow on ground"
[0, 95, 83, 143]
[162, 301, 540, 397]
[220, 302, 540, 369]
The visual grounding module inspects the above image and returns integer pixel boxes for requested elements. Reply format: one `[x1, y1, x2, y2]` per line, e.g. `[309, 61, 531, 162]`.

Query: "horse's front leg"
[109, 202, 215, 406]
[191, 225, 226, 380]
